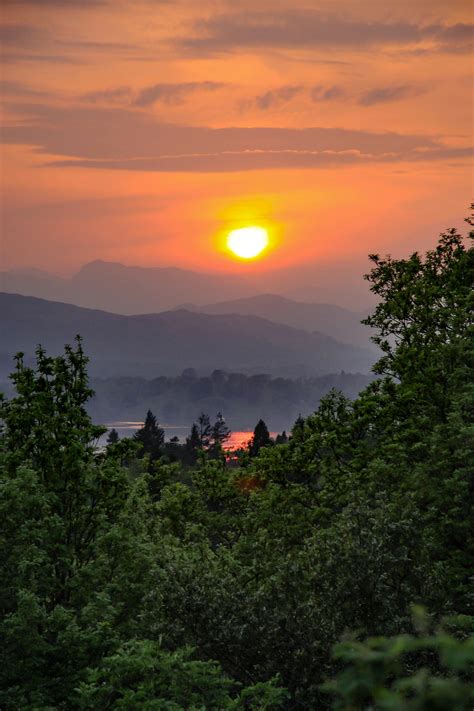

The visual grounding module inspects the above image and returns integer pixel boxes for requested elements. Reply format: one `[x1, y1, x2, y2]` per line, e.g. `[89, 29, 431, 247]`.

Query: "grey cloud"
[0, 80, 52, 98]
[254, 85, 303, 110]
[0, 23, 44, 45]
[359, 85, 427, 106]
[133, 81, 225, 107]
[44, 147, 473, 172]
[311, 85, 346, 102]
[2, 103, 470, 172]
[437, 23, 473, 42]
[2, 0, 107, 5]
[180, 11, 472, 54]
[1, 52, 82, 64]
[80, 86, 133, 104]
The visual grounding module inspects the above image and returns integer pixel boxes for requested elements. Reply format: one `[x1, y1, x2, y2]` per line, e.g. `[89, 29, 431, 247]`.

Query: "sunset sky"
[1, 0, 472, 305]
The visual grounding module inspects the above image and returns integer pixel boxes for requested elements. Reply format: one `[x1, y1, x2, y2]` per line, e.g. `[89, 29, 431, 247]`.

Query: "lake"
[101, 422, 276, 450]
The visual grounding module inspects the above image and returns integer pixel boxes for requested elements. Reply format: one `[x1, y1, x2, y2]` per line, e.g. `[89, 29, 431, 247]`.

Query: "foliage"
[77, 640, 287, 710]
[324, 610, 474, 710]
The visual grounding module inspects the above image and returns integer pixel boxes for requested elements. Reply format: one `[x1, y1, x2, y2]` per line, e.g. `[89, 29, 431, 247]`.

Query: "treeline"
[1, 218, 473, 709]
[89, 370, 372, 430]
[109, 410, 287, 467]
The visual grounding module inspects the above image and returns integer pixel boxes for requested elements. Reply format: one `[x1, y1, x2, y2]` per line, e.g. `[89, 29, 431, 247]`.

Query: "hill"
[194, 293, 372, 347]
[0, 293, 376, 378]
[1, 261, 257, 314]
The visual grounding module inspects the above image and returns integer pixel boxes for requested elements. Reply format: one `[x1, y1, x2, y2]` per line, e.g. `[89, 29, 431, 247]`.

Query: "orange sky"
[1, 0, 472, 303]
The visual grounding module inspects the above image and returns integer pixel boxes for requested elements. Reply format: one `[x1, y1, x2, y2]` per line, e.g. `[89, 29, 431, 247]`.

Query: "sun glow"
[226, 226, 269, 259]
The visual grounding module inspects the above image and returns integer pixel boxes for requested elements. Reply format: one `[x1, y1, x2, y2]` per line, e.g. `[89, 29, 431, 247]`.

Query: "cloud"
[254, 85, 303, 110]
[359, 85, 428, 106]
[2, 102, 471, 173]
[2, 0, 107, 5]
[44, 146, 472, 173]
[1, 52, 82, 64]
[80, 86, 133, 104]
[0, 23, 44, 45]
[133, 81, 225, 107]
[0, 80, 52, 98]
[180, 11, 472, 55]
[311, 85, 346, 102]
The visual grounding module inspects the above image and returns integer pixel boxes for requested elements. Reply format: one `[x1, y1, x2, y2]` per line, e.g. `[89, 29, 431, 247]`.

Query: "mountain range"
[1, 261, 375, 348]
[193, 294, 371, 348]
[1, 261, 257, 314]
[0, 293, 376, 379]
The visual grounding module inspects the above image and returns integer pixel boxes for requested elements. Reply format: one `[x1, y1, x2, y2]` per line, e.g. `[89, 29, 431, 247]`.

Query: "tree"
[275, 430, 288, 445]
[107, 428, 119, 444]
[133, 409, 164, 462]
[249, 418, 273, 457]
[324, 610, 474, 710]
[185, 422, 201, 465]
[197, 412, 212, 449]
[0, 342, 283, 709]
[0, 340, 155, 708]
[77, 640, 286, 710]
[209, 412, 231, 458]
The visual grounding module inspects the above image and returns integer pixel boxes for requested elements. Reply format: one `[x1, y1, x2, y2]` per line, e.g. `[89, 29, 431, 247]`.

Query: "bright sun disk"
[227, 226, 269, 259]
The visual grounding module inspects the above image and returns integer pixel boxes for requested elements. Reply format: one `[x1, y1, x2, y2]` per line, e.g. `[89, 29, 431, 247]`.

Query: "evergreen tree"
[185, 422, 201, 465]
[249, 418, 272, 457]
[106, 428, 119, 444]
[291, 414, 305, 442]
[133, 410, 164, 462]
[275, 430, 288, 445]
[197, 412, 212, 449]
[209, 412, 231, 459]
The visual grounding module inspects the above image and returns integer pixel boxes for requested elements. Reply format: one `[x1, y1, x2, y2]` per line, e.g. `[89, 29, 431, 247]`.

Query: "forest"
[87, 370, 372, 432]
[1, 219, 473, 709]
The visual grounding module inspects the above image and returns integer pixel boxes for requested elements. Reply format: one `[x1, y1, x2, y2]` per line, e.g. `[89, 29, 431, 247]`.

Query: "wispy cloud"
[253, 85, 303, 110]
[80, 86, 133, 104]
[0, 80, 52, 98]
[359, 85, 428, 106]
[133, 81, 225, 107]
[311, 85, 346, 102]
[3, 103, 471, 173]
[180, 11, 472, 55]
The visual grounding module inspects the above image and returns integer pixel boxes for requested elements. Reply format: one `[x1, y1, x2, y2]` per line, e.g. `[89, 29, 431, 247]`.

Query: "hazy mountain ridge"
[1, 260, 258, 314]
[192, 293, 373, 348]
[2, 262, 376, 349]
[0, 292, 375, 378]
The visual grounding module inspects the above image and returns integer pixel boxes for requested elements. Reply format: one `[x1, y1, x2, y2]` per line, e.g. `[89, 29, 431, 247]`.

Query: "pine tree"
[185, 423, 201, 465]
[209, 412, 231, 459]
[249, 419, 272, 457]
[107, 428, 119, 444]
[133, 410, 164, 461]
[275, 430, 288, 445]
[197, 412, 212, 450]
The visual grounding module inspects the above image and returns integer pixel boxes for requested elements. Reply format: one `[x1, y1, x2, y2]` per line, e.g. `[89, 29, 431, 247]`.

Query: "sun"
[227, 226, 269, 259]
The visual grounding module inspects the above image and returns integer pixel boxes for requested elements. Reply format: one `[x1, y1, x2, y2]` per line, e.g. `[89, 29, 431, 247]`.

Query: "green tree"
[185, 422, 201, 465]
[77, 640, 286, 710]
[133, 409, 164, 462]
[0, 342, 284, 709]
[324, 610, 474, 710]
[0, 340, 155, 707]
